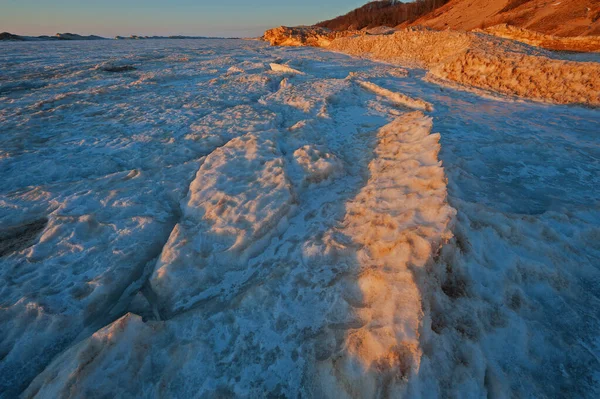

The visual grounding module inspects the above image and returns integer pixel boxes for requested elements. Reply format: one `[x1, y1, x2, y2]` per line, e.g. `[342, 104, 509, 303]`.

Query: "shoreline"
[263, 25, 600, 107]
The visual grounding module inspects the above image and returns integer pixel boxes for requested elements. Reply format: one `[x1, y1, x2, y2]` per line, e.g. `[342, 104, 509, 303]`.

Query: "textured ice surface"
[1, 39, 599, 398]
[151, 130, 295, 316]
[312, 112, 455, 397]
[356, 80, 434, 111]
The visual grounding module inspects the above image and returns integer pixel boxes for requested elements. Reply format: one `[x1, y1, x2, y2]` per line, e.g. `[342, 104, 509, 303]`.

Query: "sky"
[0, 0, 369, 38]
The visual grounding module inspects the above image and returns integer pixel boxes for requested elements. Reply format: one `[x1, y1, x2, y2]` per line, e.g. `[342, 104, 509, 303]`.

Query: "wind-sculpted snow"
[1, 39, 599, 398]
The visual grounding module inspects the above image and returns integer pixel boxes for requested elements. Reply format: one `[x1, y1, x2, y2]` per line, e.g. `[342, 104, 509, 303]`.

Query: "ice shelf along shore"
[1, 39, 599, 398]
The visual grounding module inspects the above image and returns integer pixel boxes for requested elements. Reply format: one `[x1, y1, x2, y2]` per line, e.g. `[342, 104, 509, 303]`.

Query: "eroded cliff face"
[264, 26, 600, 107]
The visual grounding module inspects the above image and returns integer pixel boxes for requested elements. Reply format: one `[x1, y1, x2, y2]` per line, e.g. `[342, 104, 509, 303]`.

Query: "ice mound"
[310, 112, 455, 396]
[429, 48, 600, 106]
[22, 313, 157, 399]
[332, 31, 600, 106]
[269, 27, 600, 106]
[290, 145, 344, 189]
[270, 63, 305, 75]
[150, 131, 295, 316]
[356, 80, 434, 111]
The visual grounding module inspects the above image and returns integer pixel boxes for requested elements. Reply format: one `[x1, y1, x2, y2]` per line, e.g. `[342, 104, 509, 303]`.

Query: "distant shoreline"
[0, 32, 239, 42]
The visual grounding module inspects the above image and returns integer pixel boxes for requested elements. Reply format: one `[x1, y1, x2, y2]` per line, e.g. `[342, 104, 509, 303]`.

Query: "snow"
[1, 39, 599, 398]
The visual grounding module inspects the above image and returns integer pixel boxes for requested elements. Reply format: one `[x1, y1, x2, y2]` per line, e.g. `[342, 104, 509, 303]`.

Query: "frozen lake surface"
[1, 39, 599, 398]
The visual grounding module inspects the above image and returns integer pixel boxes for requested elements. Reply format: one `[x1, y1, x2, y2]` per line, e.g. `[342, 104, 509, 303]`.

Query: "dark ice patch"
[0, 218, 48, 257]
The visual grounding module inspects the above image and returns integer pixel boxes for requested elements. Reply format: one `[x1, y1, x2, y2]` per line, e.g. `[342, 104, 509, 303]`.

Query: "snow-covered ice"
[1, 39, 599, 398]
[270, 62, 305, 75]
[356, 80, 434, 111]
[151, 130, 295, 316]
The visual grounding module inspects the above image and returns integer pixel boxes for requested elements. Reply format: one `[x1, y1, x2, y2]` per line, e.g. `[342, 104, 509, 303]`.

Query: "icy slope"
[0, 39, 599, 398]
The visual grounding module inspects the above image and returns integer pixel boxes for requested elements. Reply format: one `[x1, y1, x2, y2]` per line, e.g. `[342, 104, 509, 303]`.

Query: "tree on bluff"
[316, 0, 450, 31]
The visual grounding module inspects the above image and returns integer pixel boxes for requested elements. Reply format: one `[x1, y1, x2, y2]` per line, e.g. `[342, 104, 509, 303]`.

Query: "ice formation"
[270, 63, 305, 75]
[1, 38, 599, 398]
[356, 80, 434, 111]
[151, 131, 295, 316]
[265, 26, 600, 106]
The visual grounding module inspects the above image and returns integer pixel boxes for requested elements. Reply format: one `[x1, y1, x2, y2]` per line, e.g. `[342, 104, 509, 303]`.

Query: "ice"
[311, 112, 455, 397]
[270, 62, 305, 75]
[356, 80, 434, 111]
[151, 130, 296, 316]
[1, 39, 599, 398]
[289, 144, 344, 189]
[0, 167, 186, 396]
[22, 110, 454, 399]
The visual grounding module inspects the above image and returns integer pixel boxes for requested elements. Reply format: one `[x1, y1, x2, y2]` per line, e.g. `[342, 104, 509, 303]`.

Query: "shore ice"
[0, 38, 599, 398]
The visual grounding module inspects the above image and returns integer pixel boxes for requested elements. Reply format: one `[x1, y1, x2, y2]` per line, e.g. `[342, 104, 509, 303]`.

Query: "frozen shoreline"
[1, 39, 599, 398]
[265, 26, 600, 107]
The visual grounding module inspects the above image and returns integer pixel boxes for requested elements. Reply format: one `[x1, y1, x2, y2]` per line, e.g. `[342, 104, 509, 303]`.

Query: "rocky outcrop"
[114, 35, 215, 40]
[54, 33, 106, 40]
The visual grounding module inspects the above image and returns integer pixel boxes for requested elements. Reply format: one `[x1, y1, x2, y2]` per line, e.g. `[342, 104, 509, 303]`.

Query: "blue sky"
[0, 0, 368, 37]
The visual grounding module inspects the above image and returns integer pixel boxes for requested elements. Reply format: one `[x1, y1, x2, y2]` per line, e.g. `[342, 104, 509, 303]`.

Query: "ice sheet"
[1, 39, 598, 398]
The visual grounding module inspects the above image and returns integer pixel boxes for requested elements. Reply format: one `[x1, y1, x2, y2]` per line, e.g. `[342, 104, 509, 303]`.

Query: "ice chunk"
[289, 144, 344, 189]
[150, 131, 295, 315]
[22, 314, 159, 399]
[270, 63, 305, 75]
[357, 80, 434, 111]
